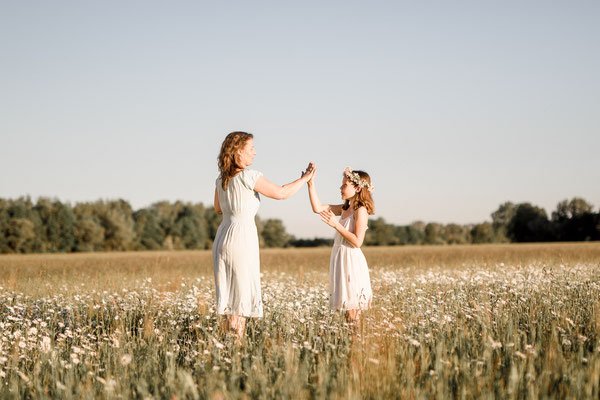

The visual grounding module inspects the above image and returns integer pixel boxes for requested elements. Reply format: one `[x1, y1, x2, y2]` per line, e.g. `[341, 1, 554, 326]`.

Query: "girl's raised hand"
[319, 209, 337, 227]
[306, 163, 317, 185]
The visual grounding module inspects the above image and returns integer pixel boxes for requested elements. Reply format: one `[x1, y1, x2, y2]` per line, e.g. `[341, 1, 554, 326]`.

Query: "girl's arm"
[213, 188, 222, 214]
[254, 164, 314, 200]
[320, 207, 369, 248]
[307, 178, 343, 215]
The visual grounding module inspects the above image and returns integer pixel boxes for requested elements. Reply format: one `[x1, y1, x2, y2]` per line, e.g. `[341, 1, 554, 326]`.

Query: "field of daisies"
[1, 244, 599, 399]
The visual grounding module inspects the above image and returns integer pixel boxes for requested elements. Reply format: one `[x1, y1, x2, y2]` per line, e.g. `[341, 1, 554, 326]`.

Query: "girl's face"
[340, 176, 359, 201]
[238, 138, 256, 168]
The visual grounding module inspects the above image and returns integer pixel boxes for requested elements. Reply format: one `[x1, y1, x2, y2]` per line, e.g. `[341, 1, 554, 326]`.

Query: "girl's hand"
[306, 164, 317, 185]
[319, 210, 337, 228]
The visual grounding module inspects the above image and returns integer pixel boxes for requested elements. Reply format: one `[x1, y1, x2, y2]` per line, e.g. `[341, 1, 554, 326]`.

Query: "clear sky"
[1, 1, 599, 238]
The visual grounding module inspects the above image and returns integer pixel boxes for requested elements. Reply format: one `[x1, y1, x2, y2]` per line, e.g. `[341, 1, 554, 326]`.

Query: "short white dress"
[213, 169, 263, 318]
[329, 211, 373, 311]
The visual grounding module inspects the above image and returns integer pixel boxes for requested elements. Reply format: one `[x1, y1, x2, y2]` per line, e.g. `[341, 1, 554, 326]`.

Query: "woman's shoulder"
[240, 168, 263, 181]
[240, 169, 263, 190]
[242, 168, 262, 176]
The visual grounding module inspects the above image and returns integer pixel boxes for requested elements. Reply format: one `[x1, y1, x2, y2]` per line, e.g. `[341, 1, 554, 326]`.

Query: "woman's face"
[340, 176, 358, 201]
[238, 138, 256, 168]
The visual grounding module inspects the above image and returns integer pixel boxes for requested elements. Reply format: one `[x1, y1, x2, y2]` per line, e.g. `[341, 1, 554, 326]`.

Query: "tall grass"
[0, 243, 599, 398]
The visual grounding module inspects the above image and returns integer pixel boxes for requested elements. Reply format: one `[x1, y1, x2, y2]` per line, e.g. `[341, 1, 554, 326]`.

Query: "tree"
[552, 197, 597, 241]
[393, 226, 410, 245]
[471, 222, 495, 244]
[6, 218, 36, 253]
[261, 219, 291, 248]
[491, 202, 516, 242]
[552, 197, 594, 220]
[133, 209, 164, 250]
[173, 203, 208, 249]
[406, 221, 426, 245]
[0, 199, 10, 253]
[445, 223, 470, 244]
[73, 202, 106, 252]
[3, 197, 45, 252]
[98, 200, 136, 251]
[74, 217, 105, 252]
[424, 223, 445, 245]
[289, 237, 333, 247]
[365, 217, 397, 245]
[151, 201, 180, 250]
[507, 203, 551, 242]
[34, 198, 76, 252]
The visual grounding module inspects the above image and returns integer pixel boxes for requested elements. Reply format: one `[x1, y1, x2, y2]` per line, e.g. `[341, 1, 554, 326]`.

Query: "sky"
[1, 1, 599, 238]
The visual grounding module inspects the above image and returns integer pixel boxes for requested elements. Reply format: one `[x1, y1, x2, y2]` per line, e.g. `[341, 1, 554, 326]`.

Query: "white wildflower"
[104, 378, 117, 392]
[212, 338, 225, 350]
[120, 354, 132, 366]
[40, 336, 52, 353]
[70, 353, 80, 365]
[488, 336, 502, 349]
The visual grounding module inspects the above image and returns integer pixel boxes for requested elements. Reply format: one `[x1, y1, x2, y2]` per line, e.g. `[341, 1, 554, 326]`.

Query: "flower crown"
[344, 167, 374, 192]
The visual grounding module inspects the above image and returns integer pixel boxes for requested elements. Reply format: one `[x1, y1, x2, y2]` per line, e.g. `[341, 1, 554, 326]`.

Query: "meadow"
[0, 243, 599, 399]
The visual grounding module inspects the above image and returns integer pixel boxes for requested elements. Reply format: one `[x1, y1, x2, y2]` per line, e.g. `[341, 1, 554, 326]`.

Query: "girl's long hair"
[217, 131, 253, 190]
[342, 170, 375, 215]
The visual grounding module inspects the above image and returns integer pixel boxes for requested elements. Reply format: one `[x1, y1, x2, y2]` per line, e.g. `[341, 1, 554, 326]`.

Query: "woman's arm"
[320, 207, 369, 248]
[213, 188, 222, 214]
[254, 164, 314, 200]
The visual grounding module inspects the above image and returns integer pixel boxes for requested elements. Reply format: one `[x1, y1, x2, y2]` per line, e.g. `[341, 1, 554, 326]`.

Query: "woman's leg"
[228, 315, 247, 338]
[218, 315, 229, 334]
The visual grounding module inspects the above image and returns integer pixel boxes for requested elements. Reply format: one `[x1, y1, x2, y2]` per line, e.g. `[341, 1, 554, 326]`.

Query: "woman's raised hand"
[301, 162, 316, 182]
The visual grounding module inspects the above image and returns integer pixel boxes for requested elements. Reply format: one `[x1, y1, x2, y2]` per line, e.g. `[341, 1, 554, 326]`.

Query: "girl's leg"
[345, 309, 361, 324]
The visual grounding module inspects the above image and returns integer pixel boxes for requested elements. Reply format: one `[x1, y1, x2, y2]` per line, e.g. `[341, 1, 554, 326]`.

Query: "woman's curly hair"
[217, 131, 253, 190]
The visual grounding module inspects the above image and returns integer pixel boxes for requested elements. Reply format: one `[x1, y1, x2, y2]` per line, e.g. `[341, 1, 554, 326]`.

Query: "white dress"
[329, 212, 373, 311]
[213, 169, 263, 318]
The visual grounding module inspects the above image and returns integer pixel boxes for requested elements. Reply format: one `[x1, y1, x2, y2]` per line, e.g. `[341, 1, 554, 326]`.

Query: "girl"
[307, 166, 374, 323]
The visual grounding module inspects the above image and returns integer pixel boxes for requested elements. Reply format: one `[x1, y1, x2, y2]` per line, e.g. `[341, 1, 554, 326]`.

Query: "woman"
[213, 131, 314, 338]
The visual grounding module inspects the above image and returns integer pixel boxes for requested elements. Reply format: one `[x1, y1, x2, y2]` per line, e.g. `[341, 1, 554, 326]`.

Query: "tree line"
[0, 197, 294, 253]
[364, 198, 600, 245]
[0, 197, 598, 254]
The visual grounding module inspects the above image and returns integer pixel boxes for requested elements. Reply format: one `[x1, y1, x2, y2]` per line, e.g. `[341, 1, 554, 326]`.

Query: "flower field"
[1, 243, 599, 399]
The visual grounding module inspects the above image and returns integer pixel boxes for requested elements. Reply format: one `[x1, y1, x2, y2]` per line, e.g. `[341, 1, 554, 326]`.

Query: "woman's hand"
[301, 162, 315, 183]
[319, 209, 338, 228]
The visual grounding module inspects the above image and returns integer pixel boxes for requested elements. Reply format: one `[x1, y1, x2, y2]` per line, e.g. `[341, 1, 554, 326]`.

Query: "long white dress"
[329, 212, 373, 311]
[213, 169, 263, 318]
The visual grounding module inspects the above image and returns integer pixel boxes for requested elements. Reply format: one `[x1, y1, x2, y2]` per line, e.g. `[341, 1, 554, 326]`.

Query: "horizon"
[1, 192, 597, 240]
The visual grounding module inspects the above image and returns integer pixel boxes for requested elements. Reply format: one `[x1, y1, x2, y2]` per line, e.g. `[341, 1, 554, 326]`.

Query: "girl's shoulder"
[352, 206, 369, 230]
[353, 205, 369, 215]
